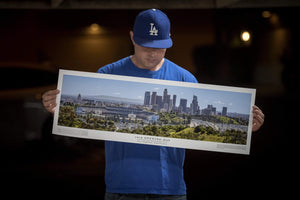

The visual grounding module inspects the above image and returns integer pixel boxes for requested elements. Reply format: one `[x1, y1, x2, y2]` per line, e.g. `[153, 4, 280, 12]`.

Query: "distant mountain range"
[227, 112, 249, 120]
[91, 95, 143, 105]
[62, 94, 143, 105]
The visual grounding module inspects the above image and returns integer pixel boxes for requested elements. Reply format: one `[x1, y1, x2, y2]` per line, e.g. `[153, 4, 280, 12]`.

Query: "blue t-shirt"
[97, 56, 198, 195]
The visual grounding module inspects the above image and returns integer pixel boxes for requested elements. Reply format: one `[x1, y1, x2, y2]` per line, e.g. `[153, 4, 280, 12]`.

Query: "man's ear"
[129, 31, 135, 45]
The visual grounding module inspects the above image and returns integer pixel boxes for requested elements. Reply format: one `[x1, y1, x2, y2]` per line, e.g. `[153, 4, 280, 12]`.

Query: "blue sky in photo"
[61, 74, 253, 114]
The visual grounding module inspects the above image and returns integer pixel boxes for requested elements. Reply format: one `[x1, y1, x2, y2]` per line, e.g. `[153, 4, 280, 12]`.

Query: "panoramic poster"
[53, 69, 256, 154]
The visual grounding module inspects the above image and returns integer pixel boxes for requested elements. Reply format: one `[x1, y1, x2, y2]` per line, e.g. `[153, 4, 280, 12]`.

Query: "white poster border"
[53, 69, 256, 155]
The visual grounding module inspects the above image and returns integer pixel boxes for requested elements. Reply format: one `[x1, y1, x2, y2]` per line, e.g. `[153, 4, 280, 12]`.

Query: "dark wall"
[1, 8, 299, 199]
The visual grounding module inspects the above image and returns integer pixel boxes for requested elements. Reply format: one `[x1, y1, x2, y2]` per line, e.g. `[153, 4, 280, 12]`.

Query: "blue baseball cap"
[133, 9, 173, 49]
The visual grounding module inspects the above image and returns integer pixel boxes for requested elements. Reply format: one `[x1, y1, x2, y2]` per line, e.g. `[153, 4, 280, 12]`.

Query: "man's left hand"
[252, 105, 265, 132]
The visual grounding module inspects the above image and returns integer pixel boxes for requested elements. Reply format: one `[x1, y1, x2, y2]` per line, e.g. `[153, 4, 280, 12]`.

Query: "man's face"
[130, 31, 167, 71]
[133, 44, 167, 71]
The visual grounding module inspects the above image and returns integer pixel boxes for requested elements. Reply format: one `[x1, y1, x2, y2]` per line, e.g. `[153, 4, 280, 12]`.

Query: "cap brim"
[133, 36, 173, 49]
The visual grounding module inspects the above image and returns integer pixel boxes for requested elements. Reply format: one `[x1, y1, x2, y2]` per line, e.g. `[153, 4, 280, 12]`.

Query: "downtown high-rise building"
[163, 89, 168, 104]
[222, 107, 227, 116]
[77, 93, 82, 103]
[151, 92, 157, 105]
[191, 95, 199, 115]
[179, 98, 187, 113]
[144, 91, 151, 105]
[156, 96, 163, 107]
[173, 94, 177, 109]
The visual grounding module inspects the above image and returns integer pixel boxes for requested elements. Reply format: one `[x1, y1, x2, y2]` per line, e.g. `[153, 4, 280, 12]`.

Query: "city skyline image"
[61, 74, 253, 115]
[56, 70, 256, 153]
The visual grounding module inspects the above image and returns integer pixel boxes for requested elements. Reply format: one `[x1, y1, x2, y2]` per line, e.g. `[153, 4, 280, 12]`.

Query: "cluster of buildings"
[144, 89, 179, 113]
[61, 89, 231, 127]
[144, 89, 228, 116]
[60, 91, 248, 132]
[202, 105, 228, 116]
[60, 93, 160, 124]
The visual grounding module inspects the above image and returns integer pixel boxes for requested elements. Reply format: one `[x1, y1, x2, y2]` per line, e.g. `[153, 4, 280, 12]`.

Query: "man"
[42, 9, 265, 200]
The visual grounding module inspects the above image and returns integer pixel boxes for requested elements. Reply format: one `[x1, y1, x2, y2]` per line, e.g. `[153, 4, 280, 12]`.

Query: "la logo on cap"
[149, 23, 158, 36]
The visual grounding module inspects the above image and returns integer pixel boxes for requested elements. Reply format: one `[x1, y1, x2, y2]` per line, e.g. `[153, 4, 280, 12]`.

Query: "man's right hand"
[42, 89, 60, 114]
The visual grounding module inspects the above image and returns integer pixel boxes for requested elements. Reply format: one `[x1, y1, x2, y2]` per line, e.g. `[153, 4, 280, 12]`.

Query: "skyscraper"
[173, 94, 177, 108]
[156, 96, 163, 107]
[191, 95, 199, 115]
[168, 99, 173, 112]
[144, 91, 151, 105]
[163, 88, 168, 104]
[222, 107, 227, 116]
[77, 93, 82, 103]
[151, 92, 157, 105]
[179, 98, 187, 113]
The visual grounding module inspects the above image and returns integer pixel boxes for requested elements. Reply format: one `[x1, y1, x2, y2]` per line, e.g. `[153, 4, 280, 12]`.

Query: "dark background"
[1, 1, 299, 199]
